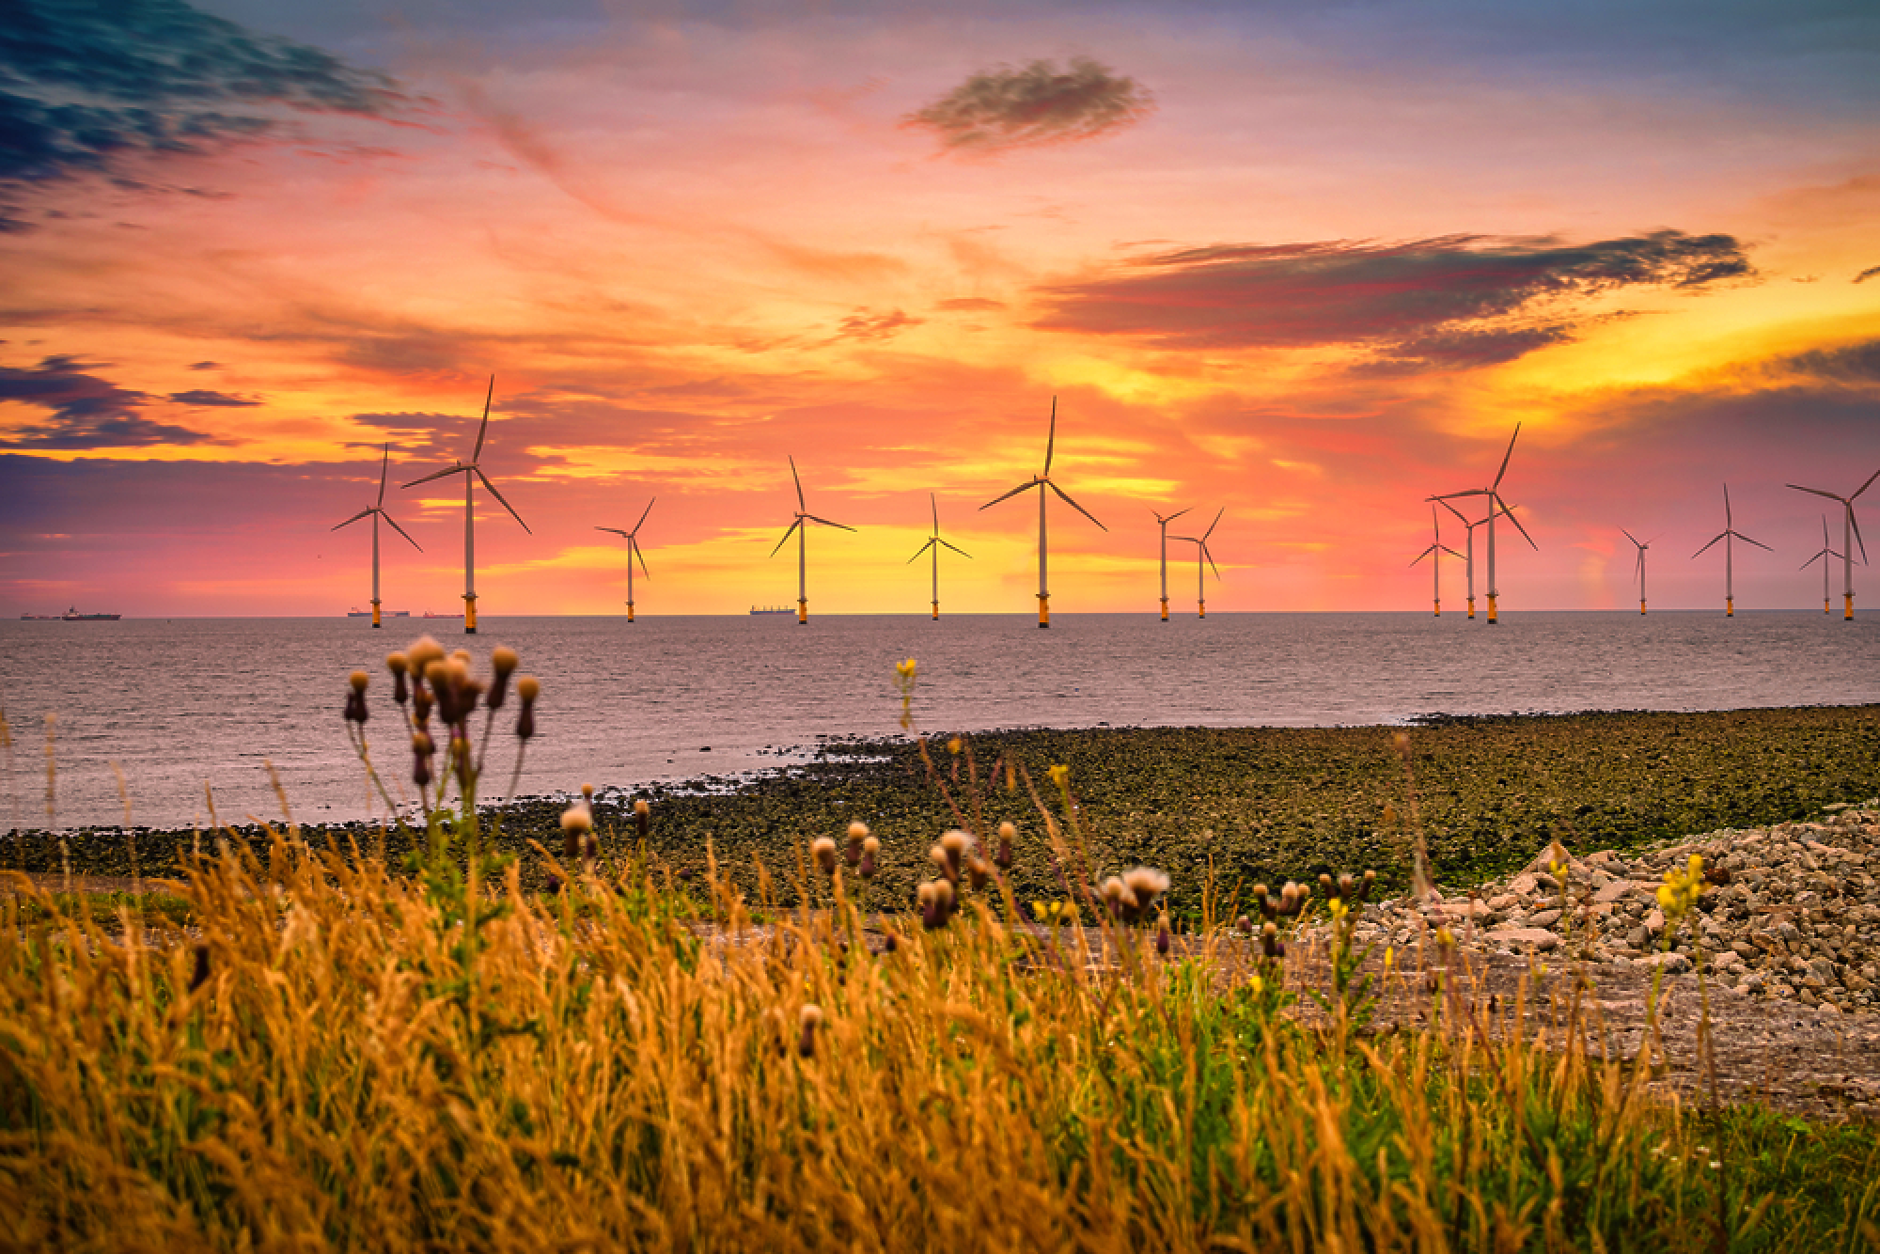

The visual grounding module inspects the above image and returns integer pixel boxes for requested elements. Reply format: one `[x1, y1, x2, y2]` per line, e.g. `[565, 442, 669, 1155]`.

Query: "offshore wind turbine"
[1431, 424, 1535, 624]
[1621, 529, 1650, 615]
[402, 378, 530, 635]
[770, 457, 854, 624]
[1152, 505, 1192, 621]
[1436, 498, 1512, 619]
[909, 493, 971, 619]
[1169, 508, 1224, 618]
[333, 442, 422, 628]
[1691, 484, 1770, 617]
[980, 396, 1107, 628]
[595, 497, 655, 622]
[1799, 516, 1849, 615]
[1786, 467, 1879, 620]
[1410, 505, 1461, 617]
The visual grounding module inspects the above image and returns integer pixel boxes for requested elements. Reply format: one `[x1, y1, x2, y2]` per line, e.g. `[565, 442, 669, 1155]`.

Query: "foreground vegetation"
[5, 836, 1880, 1252]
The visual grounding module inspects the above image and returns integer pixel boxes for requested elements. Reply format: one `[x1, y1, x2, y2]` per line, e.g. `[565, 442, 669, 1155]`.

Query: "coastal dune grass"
[3, 831, 1878, 1251]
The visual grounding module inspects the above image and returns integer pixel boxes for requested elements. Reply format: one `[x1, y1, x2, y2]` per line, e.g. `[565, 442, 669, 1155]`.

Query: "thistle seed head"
[798, 1003, 823, 1058]
[349, 670, 369, 694]
[491, 646, 519, 676]
[811, 836, 838, 875]
[517, 675, 540, 703]
[967, 856, 991, 891]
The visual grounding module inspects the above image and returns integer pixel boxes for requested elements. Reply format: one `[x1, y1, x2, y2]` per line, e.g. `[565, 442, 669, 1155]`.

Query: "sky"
[1, 0, 1877, 618]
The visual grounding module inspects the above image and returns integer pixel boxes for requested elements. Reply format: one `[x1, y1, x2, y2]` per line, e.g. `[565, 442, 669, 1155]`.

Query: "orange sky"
[2, 0, 1877, 617]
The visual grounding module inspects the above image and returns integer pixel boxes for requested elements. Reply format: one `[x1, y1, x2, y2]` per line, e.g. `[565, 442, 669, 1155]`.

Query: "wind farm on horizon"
[322, 383, 1880, 631]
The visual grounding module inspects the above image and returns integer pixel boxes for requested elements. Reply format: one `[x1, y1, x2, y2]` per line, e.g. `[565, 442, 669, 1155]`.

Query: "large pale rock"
[1485, 927, 1560, 952]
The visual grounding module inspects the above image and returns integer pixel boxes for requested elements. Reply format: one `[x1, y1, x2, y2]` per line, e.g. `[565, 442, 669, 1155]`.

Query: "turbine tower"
[402, 378, 529, 634]
[1410, 505, 1461, 617]
[1691, 484, 1770, 617]
[595, 497, 655, 623]
[1799, 516, 1849, 615]
[1436, 498, 1513, 620]
[770, 457, 854, 624]
[1170, 508, 1223, 618]
[1621, 529, 1650, 615]
[908, 494, 971, 620]
[1786, 467, 1879, 620]
[980, 397, 1107, 628]
[332, 442, 422, 628]
[1152, 506, 1191, 621]
[1431, 424, 1535, 624]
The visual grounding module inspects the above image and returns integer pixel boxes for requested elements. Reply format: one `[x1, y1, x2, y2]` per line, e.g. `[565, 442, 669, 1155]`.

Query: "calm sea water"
[4, 611, 1878, 830]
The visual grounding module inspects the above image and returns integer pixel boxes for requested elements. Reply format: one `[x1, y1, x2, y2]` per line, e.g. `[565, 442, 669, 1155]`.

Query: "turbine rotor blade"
[1801, 551, 1825, 571]
[632, 537, 650, 579]
[1493, 494, 1539, 549]
[1692, 533, 1725, 558]
[769, 518, 803, 557]
[1723, 482, 1732, 526]
[377, 443, 390, 507]
[1431, 489, 1487, 503]
[981, 480, 1040, 510]
[332, 508, 373, 530]
[1410, 547, 1434, 566]
[790, 456, 805, 512]
[403, 464, 466, 488]
[909, 537, 937, 563]
[1851, 507, 1868, 564]
[1787, 484, 1843, 503]
[1621, 527, 1642, 550]
[383, 512, 424, 552]
[1441, 545, 1463, 559]
[632, 496, 656, 534]
[1043, 395, 1057, 476]
[1493, 422, 1521, 489]
[472, 376, 494, 462]
[1737, 531, 1773, 553]
[1437, 498, 1469, 525]
[1203, 506, 1224, 540]
[804, 514, 856, 532]
[596, 526, 630, 537]
[1201, 543, 1220, 580]
[931, 492, 938, 534]
[1048, 480, 1107, 531]
[474, 467, 531, 534]
[939, 539, 972, 558]
[1855, 466, 1880, 501]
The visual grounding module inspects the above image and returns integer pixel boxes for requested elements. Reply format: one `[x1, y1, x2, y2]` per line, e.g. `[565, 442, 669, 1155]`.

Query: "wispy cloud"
[0, 355, 214, 448]
[1855, 265, 1880, 284]
[902, 57, 1154, 156]
[1033, 230, 1753, 367]
[168, 389, 259, 407]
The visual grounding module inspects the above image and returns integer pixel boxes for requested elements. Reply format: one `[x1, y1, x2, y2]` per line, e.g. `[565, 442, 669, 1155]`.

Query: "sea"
[4, 611, 1878, 831]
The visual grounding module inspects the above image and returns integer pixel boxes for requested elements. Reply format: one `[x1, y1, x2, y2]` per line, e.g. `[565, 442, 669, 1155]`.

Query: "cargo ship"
[749, 605, 795, 615]
[347, 608, 411, 618]
[422, 610, 463, 619]
[19, 606, 122, 621]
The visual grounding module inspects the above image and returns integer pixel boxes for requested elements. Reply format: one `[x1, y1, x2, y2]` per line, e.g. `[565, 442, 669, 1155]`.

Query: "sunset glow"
[3, 0, 1877, 617]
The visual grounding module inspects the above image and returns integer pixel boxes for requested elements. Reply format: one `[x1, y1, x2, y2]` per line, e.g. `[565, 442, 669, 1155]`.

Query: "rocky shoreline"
[1346, 801, 1880, 1015]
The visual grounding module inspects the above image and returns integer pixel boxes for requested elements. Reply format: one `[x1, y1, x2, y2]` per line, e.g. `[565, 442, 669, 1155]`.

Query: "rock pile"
[1344, 801, 1880, 1016]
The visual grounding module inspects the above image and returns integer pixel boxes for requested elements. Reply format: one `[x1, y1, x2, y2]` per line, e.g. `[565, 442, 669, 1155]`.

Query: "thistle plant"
[1312, 869, 1379, 1027]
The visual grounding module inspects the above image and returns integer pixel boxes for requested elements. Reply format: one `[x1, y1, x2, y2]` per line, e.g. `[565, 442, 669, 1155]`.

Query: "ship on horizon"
[348, 607, 411, 618]
[19, 606, 122, 621]
[749, 605, 795, 615]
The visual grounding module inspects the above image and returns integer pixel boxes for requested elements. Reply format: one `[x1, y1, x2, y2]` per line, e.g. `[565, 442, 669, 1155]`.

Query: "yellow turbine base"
[1640, 600, 1647, 616]
[464, 595, 477, 635]
[1433, 600, 1440, 618]
[797, 599, 808, 625]
[1726, 597, 1733, 618]
[626, 602, 635, 623]
[932, 601, 939, 620]
[1486, 594, 1498, 624]
[1846, 594, 1856, 621]
[1038, 594, 1050, 629]
[1160, 598, 1168, 622]
[1466, 597, 1475, 620]
[1826, 599, 1833, 615]
[1198, 601, 1206, 619]
[371, 599, 382, 628]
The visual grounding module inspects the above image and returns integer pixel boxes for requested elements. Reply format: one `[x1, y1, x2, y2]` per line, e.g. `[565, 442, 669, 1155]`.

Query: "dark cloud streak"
[903, 57, 1153, 155]
[0, 355, 214, 449]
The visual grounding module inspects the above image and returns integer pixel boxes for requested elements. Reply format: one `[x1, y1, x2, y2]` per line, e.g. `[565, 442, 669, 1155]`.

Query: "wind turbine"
[1691, 484, 1770, 617]
[1410, 505, 1461, 617]
[1436, 498, 1513, 619]
[908, 494, 971, 620]
[1621, 529, 1650, 615]
[1170, 508, 1224, 618]
[1152, 506, 1191, 621]
[1799, 516, 1849, 615]
[595, 497, 655, 623]
[1431, 424, 1536, 624]
[770, 457, 854, 624]
[980, 396, 1107, 628]
[402, 378, 530, 634]
[1786, 468, 1879, 620]
[333, 442, 422, 628]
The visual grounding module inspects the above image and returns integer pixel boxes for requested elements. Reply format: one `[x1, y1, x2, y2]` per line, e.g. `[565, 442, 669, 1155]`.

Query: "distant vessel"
[20, 606, 122, 621]
[422, 610, 464, 619]
[749, 606, 795, 615]
[348, 607, 410, 618]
